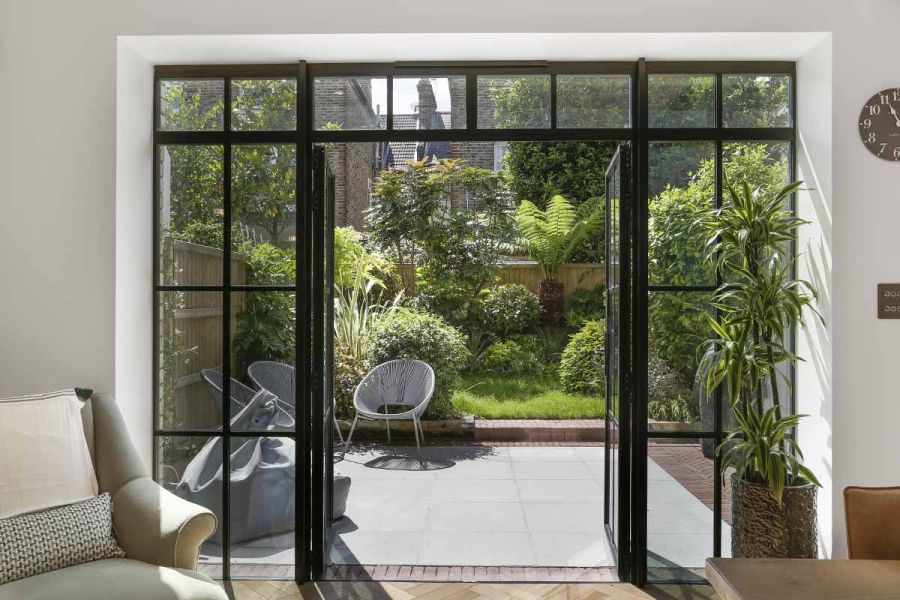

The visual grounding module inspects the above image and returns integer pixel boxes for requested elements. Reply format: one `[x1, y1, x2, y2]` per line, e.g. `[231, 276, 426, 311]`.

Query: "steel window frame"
[640, 61, 796, 585]
[152, 59, 795, 586]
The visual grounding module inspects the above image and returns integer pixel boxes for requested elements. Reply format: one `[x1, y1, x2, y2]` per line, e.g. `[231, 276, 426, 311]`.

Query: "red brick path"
[648, 443, 732, 525]
[323, 565, 619, 583]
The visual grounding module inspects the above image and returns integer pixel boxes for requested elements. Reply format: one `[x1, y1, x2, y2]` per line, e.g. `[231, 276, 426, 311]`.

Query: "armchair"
[0, 393, 227, 600]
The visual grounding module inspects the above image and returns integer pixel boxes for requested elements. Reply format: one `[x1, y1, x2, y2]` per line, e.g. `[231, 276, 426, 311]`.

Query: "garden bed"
[336, 416, 476, 442]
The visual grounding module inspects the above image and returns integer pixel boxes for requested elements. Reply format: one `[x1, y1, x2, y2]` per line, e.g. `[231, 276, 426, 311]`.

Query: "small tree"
[366, 158, 451, 293]
[367, 158, 516, 297]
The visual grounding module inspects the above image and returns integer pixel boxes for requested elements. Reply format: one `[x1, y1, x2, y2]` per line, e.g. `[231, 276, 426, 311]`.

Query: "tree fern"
[515, 195, 600, 279]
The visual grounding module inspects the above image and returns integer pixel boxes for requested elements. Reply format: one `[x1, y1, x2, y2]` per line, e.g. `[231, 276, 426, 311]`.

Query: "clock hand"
[888, 101, 900, 127]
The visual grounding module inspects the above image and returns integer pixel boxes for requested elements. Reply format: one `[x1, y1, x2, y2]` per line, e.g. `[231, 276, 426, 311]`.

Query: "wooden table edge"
[705, 558, 743, 600]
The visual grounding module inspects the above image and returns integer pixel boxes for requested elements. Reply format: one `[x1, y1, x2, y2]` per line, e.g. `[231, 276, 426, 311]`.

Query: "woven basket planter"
[731, 476, 817, 558]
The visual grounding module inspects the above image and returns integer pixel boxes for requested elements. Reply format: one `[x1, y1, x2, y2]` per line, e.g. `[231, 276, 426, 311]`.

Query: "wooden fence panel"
[161, 240, 246, 430]
[397, 262, 605, 301]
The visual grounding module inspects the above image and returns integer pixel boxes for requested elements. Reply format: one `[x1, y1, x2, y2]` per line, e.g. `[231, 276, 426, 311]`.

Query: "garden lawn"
[452, 373, 604, 419]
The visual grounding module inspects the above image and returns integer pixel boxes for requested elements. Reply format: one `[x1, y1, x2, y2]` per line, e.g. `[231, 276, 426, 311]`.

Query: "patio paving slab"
[200, 443, 729, 574]
[328, 444, 730, 569]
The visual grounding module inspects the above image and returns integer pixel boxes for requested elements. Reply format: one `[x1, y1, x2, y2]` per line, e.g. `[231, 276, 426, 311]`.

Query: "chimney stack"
[417, 78, 437, 130]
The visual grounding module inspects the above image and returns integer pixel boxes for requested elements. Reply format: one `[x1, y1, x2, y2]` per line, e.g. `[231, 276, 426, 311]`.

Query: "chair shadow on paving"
[347, 443, 498, 472]
[365, 455, 455, 471]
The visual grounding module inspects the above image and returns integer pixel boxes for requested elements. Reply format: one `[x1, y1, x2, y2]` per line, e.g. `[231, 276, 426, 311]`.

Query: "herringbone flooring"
[220, 581, 719, 600]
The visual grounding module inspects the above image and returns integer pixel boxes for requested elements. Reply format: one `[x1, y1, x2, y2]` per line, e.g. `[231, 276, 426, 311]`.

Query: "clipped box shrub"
[480, 284, 541, 337]
[368, 308, 469, 419]
[560, 320, 605, 396]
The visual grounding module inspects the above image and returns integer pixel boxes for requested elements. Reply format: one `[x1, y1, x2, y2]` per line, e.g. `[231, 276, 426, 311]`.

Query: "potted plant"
[701, 180, 821, 558]
[515, 195, 600, 324]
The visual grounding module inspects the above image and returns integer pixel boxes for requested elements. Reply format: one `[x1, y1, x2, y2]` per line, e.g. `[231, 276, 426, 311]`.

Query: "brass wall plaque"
[878, 284, 900, 319]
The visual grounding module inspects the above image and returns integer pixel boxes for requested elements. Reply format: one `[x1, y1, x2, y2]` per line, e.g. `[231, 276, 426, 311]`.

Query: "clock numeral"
[867, 132, 877, 144]
[879, 143, 887, 155]
[894, 147, 900, 159]
[868, 104, 882, 116]
[894, 90, 900, 102]
[881, 93, 890, 104]
[861, 118, 872, 129]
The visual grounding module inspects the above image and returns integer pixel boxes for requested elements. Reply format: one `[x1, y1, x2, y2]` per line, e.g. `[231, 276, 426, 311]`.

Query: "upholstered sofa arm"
[113, 476, 217, 570]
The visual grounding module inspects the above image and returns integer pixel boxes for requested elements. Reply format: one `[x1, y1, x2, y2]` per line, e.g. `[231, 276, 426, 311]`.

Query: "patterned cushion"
[0, 493, 125, 584]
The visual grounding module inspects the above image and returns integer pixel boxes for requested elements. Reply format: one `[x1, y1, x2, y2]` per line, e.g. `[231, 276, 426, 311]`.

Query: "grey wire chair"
[248, 360, 344, 443]
[341, 359, 435, 466]
[201, 367, 294, 430]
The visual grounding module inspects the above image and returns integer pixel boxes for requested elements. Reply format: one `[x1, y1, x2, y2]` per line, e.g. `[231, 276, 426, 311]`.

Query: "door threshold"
[323, 565, 619, 583]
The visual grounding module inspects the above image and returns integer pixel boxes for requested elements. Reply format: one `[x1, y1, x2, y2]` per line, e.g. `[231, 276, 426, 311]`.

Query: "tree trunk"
[539, 278, 564, 325]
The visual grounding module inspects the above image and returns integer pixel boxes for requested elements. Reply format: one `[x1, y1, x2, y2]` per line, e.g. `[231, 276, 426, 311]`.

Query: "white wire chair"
[341, 359, 435, 466]
[248, 360, 344, 443]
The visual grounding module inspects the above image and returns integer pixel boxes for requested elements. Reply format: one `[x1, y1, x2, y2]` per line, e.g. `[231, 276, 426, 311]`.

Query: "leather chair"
[0, 394, 227, 600]
[844, 486, 900, 559]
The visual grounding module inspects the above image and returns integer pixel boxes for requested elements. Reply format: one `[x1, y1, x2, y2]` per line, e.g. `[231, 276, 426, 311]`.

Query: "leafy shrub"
[480, 284, 541, 337]
[482, 339, 542, 375]
[233, 291, 295, 382]
[648, 396, 696, 422]
[334, 347, 368, 420]
[368, 309, 469, 419]
[648, 145, 788, 381]
[233, 243, 295, 378]
[564, 284, 606, 329]
[333, 226, 400, 296]
[244, 242, 294, 285]
[647, 342, 697, 423]
[173, 221, 224, 248]
[559, 320, 605, 396]
[410, 278, 483, 331]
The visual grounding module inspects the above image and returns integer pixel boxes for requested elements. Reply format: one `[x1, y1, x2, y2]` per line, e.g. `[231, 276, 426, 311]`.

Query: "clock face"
[859, 88, 900, 161]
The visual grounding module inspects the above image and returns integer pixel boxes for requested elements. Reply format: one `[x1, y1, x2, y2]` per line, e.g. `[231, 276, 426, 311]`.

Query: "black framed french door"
[152, 58, 793, 585]
[604, 142, 635, 582]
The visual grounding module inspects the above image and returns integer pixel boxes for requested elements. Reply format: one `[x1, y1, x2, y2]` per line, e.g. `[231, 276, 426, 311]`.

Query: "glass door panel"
[605, 142, 633, 581]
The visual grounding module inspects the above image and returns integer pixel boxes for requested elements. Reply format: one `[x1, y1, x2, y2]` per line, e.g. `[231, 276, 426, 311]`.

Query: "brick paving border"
[475, 419, 604, 443]
[322, 564, 619, 583]
[647, 442, 732, 525]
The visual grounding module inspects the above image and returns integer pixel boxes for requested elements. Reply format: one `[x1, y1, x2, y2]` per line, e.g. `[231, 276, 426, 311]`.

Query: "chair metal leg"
[385, 418, 391, 444]
[417, 415, 426, 444]
[333, 415, 344, 444]
[413, 416, 424, 468]
[341, 414, 358, 460]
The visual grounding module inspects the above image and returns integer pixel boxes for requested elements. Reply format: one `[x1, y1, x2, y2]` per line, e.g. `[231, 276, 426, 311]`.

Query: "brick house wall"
[313, 78, 382, 229]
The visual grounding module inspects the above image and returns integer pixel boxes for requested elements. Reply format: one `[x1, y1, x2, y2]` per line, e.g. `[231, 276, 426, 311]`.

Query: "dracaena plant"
[719, 406, 819, 504]
[700, 180, 822, 502]
[514, 195, 601, 280]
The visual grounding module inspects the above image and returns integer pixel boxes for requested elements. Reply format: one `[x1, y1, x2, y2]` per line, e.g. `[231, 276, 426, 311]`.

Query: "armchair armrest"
[112, 476, 217, 570]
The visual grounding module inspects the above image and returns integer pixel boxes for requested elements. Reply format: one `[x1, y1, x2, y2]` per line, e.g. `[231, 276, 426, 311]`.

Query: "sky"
[370, 77, 453, 116]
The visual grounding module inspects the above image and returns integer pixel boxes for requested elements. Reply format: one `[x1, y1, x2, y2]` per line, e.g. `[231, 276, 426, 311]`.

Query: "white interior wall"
[3, 0, 900, 559]
[795, 36, 833, 558]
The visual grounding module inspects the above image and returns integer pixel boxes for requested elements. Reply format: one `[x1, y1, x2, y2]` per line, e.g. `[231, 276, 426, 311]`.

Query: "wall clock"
[859, 88, 900, 161]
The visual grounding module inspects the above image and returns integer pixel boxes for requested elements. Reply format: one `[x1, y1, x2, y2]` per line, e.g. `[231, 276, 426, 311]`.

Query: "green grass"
[451, 372, 604, 419]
